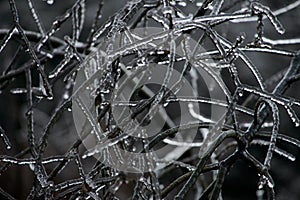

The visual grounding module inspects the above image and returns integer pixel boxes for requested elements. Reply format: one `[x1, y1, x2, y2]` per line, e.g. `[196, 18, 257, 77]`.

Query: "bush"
[0, 0, 300, 199]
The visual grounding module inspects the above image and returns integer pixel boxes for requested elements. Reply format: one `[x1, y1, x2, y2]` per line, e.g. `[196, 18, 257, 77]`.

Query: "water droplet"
[29, 163, 35, 171]
[288, 155, 296, 162]
[196, 2, 203, 7]
[177, 1, 187, 7]
[132, 146, 136, 152]
[267, 180, 274, 188]
[124, 139, 130, 146]
[163, 102, 169, 107]
[63, 92, 69, 100]
[101, 89, 110, 94]
[238, 91, 243, 97]
[46, 0, 54, 5]
[49, 181, 54, 187]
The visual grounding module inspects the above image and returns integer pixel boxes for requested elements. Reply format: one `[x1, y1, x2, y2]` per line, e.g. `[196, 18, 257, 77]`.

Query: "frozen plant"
[0, 0, 300, 199]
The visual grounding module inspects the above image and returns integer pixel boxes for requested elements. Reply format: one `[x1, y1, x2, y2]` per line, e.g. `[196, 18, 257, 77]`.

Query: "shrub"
[0, 0, 300, 199]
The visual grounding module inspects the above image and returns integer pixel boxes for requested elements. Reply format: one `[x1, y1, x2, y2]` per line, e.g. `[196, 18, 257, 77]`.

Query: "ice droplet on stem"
[46, 0, 54, 5]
